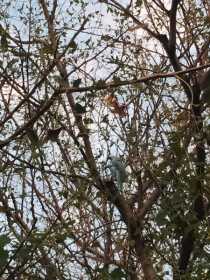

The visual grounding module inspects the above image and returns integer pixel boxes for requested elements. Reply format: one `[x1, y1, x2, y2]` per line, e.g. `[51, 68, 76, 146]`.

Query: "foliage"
[0, 0, 209, 279]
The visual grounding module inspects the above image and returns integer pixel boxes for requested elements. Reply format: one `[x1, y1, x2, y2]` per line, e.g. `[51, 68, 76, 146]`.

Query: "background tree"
[0, 0, 210, 279]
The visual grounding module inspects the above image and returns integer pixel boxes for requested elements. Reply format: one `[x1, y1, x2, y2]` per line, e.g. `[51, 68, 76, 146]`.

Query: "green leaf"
[113, 76, 121, 83]
[156, 210, 167, 226]
[9, 58, 19, 65]
[17, 246, 31, 260]
[0, 235, 10, 267]
[101, 35, 111, 41]
[68, 40, 77, 52]
[101, 115, 109, 123]
[97, 267, 109, 280]
[72, 78, 82, 87]
[110, 268, 126, 279]
[83, 118, 93, 124]
[0, 248, 8, 267]
[27, 128, 39, 146]
[0, 235, 10, 247]
[41, 45, 54, 55]
[74, 103, 86, 114]
[95, 79, 106, 87]
[1, 33, 8, 51]
[136, 0, 143, 7]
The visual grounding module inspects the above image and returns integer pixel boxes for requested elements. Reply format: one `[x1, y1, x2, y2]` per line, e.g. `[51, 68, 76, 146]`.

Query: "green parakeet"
[110, 157, 126, 191]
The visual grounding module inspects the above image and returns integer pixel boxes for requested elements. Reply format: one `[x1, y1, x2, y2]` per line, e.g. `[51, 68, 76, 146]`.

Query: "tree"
[0, 0, 210, 279]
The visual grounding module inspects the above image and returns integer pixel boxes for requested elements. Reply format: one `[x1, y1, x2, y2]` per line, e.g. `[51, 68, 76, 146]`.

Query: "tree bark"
[135, 238, 156, 280]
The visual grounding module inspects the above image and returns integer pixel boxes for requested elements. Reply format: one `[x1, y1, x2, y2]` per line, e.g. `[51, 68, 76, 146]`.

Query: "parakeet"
[45, 127, 63, 142]
[72, 78, 82, 88]
[110, 157, 126, 191]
